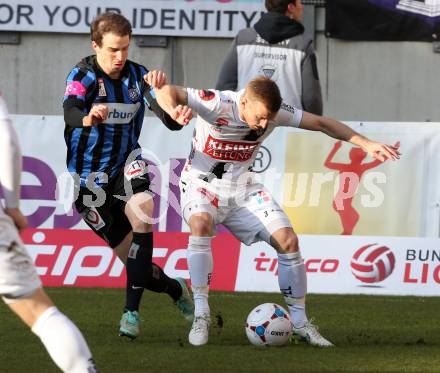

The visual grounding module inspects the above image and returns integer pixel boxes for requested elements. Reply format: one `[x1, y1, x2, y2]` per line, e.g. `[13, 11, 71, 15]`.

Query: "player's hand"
[83, 105, 108, 127]
[364, 141, 401, 162]
[170, 105, 192, 125]
[4, 207, 27, 232]
[144, 70, 167, 89]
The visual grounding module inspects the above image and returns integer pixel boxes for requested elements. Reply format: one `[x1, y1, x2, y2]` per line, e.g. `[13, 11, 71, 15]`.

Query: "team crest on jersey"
[198, 89, 215, 101]
[98, 78, 107, 97]
[215, 118, 229, 126]
[128, 88, 140, 102]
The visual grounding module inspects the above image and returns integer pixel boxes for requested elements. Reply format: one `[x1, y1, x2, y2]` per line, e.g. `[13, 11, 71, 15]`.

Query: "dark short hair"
[265, 0, 296, 13]
[90, 12, 132, 47]
[245, 76, 282, 114]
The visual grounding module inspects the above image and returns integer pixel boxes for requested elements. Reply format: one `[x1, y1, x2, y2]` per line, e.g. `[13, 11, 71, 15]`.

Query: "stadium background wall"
[4, 115, 440, 296]
[1, 7, 440, 121]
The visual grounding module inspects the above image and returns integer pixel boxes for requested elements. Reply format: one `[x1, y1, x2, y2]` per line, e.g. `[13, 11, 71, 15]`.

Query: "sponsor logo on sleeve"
[280, 102, 296, 115]
[198, 89, 216, 101]
[64, 81, 87, 97]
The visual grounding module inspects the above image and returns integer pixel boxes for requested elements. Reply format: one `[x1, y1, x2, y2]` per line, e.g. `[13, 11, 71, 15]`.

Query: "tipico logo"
[351, 244, 396, 283]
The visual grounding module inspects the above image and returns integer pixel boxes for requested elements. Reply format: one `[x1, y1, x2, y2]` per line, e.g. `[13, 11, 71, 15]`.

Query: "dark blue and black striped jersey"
[63, 55, 181, 187]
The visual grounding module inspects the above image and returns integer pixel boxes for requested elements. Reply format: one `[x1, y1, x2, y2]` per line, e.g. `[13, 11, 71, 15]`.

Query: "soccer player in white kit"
[0, 92, 98, 372]
[148, 75, 400, 347]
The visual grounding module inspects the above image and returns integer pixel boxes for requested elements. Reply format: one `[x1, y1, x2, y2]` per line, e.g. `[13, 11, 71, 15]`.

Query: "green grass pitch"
[0, 288, 439, 372]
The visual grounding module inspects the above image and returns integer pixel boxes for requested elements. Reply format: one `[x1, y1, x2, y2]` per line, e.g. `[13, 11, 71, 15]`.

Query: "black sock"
[125, 232, 183, 311]
[124, 232, 151, 312]
[149, 263, 182, 301]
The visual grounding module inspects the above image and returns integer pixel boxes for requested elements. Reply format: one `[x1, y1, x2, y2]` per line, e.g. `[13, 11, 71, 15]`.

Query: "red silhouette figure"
[324, 141, 384, 235]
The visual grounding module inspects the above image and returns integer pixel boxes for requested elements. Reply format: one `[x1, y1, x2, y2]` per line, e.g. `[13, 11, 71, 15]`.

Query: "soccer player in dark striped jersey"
[63, 12, 194, 340]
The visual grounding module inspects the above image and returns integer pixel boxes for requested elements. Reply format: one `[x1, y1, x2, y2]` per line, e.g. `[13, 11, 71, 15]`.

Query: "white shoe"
[189, 313, 211, 346]
[292, 319, 334, 347]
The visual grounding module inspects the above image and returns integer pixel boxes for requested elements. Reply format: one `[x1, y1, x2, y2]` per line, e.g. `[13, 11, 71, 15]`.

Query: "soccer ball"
[245, 303, 292, 346]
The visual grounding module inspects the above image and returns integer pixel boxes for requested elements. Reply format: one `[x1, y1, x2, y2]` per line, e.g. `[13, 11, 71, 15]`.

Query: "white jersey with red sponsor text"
[183, 88, 303, 183]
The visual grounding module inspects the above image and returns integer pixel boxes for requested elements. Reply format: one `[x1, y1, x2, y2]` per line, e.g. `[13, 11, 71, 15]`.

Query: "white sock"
[187, 236, 213, 317]
[277, 251, 308, 328]
[31, 307, 97, 373]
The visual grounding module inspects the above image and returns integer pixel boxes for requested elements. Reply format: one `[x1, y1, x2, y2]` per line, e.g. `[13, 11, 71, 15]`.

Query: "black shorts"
[74, 162, 151, 248]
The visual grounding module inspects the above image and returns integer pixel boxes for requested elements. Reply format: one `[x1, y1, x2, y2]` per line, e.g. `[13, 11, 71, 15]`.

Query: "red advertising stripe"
[21, 229, 124, 288]
[21, 229, 241, 291]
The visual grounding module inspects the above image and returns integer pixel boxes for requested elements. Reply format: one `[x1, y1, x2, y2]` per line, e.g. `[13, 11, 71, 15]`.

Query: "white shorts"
[0, 220, 41, 304]
[180, 176, 292, 246]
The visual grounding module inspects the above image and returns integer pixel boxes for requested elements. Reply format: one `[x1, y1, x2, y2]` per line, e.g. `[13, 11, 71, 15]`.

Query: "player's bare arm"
[144, 69, 167, 89]
[146, 80, 192, 125]
[299, 111, 401, 162]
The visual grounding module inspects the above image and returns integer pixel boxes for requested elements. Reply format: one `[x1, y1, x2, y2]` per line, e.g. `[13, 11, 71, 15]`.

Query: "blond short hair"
[245, 76, 282, 114]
